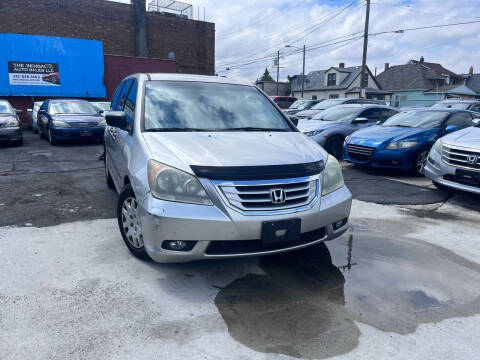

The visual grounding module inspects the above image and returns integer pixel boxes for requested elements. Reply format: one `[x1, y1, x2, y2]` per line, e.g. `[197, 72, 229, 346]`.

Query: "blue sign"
[0, 33, 106, 98]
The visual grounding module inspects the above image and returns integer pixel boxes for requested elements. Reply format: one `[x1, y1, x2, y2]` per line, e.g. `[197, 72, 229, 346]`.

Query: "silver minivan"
[104, 74, 352, 263]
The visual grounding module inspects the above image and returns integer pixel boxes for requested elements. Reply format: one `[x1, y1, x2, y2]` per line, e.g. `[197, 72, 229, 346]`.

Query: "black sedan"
[37, 99, 106, 145]
[0, 100, 23, 146]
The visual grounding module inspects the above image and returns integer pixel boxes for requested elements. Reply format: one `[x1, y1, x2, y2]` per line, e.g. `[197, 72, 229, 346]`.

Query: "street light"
[285, 44, 306, 99]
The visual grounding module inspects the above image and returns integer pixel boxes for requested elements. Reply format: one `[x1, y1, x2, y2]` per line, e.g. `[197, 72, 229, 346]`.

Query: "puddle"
[215, 232, 480, 359]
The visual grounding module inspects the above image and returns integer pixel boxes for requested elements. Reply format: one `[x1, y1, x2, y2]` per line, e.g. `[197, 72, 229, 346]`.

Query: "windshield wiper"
[145, 127, 212, 132]
[223, 127, 289, 131]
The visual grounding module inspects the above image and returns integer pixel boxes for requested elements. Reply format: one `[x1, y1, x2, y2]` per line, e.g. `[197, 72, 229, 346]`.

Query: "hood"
[142, 132, 326, 174]
[442, 126, 480, 149]
[297, 120, 343, 132]
[348, 126, 435, 148]
[295, 109, 323, 118]
[52, 114, 102, 123]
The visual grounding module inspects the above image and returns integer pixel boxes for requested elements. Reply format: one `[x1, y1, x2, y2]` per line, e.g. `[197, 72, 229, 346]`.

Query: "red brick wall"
[0, 0, 215, 75]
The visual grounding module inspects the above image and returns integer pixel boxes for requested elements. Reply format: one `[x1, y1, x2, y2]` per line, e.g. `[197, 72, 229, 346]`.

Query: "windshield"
[311, 99, 344, 110]
[144, 81, 292, 132]
[432, 102, 470, 110]
[92, 102, 111, 111]
[33, 102, 43, 111]
[289, 100, 316, 110]
[312, 106, 361, 122]
[50, 102, 98, 115]
[0, 102, 14, 115]
[383, 111, 448, 128]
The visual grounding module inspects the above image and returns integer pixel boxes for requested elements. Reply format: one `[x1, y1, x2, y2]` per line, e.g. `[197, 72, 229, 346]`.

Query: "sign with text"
[8, 61, 60, 86]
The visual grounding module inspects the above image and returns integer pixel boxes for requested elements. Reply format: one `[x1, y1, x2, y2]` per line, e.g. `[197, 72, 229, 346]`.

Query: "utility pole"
[360, 0, 370, 98]
[301, 45, 306, 99]
[132, 0, 149, 58]
[276, 51, 280, 96]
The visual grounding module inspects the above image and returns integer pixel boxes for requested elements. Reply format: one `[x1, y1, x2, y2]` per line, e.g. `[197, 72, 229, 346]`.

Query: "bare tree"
[132, 0, 148, 57]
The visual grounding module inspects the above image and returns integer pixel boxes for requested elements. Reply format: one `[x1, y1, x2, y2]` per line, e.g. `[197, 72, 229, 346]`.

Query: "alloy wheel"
[416, 150, 428, 175]
[121, 197, 144, 249]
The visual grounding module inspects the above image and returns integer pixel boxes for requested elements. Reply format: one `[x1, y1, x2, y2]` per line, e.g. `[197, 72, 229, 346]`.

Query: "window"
[288, 98, 296, 103]
[327, 73, 336, 86]
[124, 80, 138, 126]
[329, 94, 339, 99]
[380, 109, 398, 121]
[115, 79, 133, 111]
[40, 101, 48, 112]
[444, 112, 473, 130]
[312, 95, 317, 100]
[359, 108, 381, 122]
[111, 81, 126, 111]
[393, 95, 400, 108]
[469, 104, 480, 113]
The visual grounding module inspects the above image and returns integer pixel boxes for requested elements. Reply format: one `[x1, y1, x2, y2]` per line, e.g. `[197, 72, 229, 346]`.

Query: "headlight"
[98, 119, 106, 126]
[6, 120, 20, 128]
[304, 129, 323, 137]
[432, 139, 443, 154]
[52, 120, 70, 128]
[322, 155, 344, 196]
[147, 160, 212, 205]
[385, 141, 418, 149]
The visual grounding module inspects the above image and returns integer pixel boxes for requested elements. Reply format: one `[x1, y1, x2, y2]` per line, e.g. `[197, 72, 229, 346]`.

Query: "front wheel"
[48, 128, 57, 145]
[117, 185, 151, 261]
[413, 149, 428, 177]
[104, 153, 115, 189]
[324, 135, 345, 159]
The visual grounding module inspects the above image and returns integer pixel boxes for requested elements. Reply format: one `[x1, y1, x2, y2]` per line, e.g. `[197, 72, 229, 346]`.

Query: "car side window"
[124, 80, 138, 126]
[40, 101, 48, 112]
[470, 104, 480, 112]
[444, 112, 473, 129]
[116, 79, 133, 111]
[111, 81, 126, 111]
[359, 108, 381, 122]
[380, 109, 398, 121]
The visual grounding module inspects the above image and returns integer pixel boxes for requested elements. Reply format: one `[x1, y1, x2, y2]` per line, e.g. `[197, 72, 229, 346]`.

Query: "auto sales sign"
[8, 61, 60, 86]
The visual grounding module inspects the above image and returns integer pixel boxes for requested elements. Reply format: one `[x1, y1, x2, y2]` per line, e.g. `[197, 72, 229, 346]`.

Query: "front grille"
[206, 227, 326, 255]
[347, 144, 376, 162]
[72, 122, 97, 128]
[442, 145, 480, 171]
[217, 176, 318, 212]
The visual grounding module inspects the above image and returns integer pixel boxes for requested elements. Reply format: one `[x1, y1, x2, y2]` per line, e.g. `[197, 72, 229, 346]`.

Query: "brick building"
[0, 0, 215, 75]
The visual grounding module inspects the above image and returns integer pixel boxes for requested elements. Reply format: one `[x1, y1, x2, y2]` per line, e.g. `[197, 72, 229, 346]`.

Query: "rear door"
[37, 101, 49, 135]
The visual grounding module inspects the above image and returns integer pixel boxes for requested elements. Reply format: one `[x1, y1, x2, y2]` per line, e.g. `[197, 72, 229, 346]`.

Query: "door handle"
[109, 127, 117, 139]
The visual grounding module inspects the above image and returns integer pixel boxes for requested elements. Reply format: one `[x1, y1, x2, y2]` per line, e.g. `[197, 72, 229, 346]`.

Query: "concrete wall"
[0, 0, 215, 75]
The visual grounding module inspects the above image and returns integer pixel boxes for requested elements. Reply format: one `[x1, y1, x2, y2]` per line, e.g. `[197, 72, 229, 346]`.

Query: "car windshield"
[92, 102, 111, 111]
[0, 102, 14, 115]
[311, 106, 361, 122]
[144, 81, 292, 132]
[311, 99, 344, 110]
[431, 102, 471, 110]
[383, 111, 448, 128]
[289, 100, 315, 110]
[50, 102, 98, 115]
[33, 102, 43, 111]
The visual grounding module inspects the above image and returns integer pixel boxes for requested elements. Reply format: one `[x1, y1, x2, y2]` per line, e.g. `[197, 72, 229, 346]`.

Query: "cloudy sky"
[114, 0, 480, 83]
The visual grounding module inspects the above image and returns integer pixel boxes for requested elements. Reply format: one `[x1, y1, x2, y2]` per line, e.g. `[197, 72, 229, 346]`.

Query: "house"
[290, 63, 390, 102]
[445, 70, 480, 99]
[255, 80, 290, 96]
[376, 57, 467, 108]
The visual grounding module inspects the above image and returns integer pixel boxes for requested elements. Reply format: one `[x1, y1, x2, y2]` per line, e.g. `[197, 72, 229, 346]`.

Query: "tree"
[132, 0, 148, 57]
[259, 68, 274, 82]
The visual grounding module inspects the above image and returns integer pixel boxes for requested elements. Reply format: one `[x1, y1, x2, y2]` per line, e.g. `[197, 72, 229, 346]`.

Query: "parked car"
[296, 98, 386, 120]
[42, 72, 60, 85]
[91, 101, 111, 116]
[26, 101, 43, 133]
[283, 99, 321, 116]
[104, 74, 352, 263]
[269, 96, 297, 109]
[298, 104, 398, 158]
[37, 99, 106, 145]
[424, 120, 480, 194]
[0, 99, 23, 146]
[344, 109, 475, 176]
[432, 99, 480, 112]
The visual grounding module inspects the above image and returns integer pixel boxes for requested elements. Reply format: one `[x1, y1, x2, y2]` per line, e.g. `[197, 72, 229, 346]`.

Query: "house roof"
[445, 84, 478, 96]
[376, 60, 463, 91]
[291, 66, 369, 92]
[465, 74, 480, 93]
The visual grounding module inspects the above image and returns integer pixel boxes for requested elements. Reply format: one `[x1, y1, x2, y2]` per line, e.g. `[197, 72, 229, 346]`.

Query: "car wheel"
[39, 128, 44, 139]
[16, 138, 24, 146]
[413, 149, 428, 176]
[117, 185, 151, 261]
[432, 181, 450, 191]
[48, 128, 57, 145]
[105, 153, 115, 189]
[324, 135, 344, 159]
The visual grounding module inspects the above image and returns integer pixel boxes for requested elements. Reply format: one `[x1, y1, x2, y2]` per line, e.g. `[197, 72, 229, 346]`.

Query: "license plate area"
[80, 130, 92, 136]
[455, 169, 480, 186]
[262, 218, 301, 244]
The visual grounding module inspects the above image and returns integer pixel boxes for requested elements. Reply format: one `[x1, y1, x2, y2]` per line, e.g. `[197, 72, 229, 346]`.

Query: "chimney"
[420, 56, 424, 63]
[339, 62, 345, 68]
[385, 63, 390, 71]
[469, 66, 474, 74]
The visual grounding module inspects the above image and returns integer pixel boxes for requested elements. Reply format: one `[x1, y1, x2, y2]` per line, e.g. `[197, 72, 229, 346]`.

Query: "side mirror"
[38, 109, 47, 115]
[106, 111, 128, 130]
[289, 115, 299, 126]
[98, 109, 104, 115]
[444, 125, 459, 133]
[352, 117, 368, 124]
[375, 120, 382, 125]
[15, 109, 23, 115]
[473, 118, 480, 126]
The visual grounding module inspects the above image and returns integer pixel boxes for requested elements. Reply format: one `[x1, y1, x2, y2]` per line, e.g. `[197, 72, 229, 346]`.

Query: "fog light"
[428, 156, 436, 166]
[332, 218, 348, 230]
[162, 240, 196, 251]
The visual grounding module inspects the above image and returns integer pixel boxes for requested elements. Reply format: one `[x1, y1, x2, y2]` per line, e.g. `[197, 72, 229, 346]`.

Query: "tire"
[39, 127, 44, 139]
[104, 153, 115, 189]
[48, 128, 57, 145]
[432, 181, 450, 191]
[412, 148, 429, 177]
[324, 135, 345, 159]
[16, 139, 24, 146]
[117, 184, 151, 261]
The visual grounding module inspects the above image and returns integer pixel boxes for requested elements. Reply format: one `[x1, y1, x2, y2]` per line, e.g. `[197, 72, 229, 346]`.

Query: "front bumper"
[424, 149, 480, 195]
[0, 127, 22, 142]
[344, 143, 419, 170]
[51, 126, 105, 140]
[138, 185, 352, 263]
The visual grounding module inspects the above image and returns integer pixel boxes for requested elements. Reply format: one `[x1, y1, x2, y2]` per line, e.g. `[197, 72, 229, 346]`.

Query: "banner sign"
[8, 61, 60, 86]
